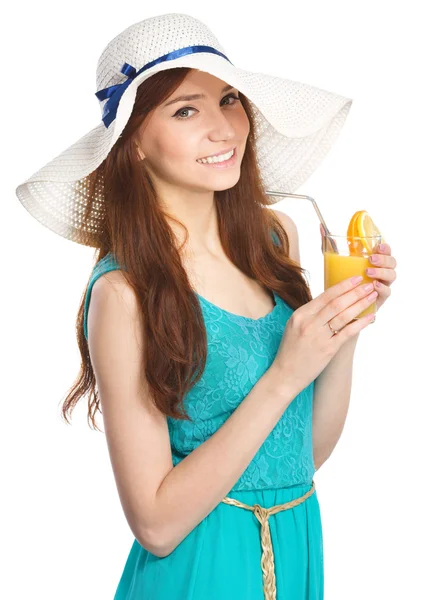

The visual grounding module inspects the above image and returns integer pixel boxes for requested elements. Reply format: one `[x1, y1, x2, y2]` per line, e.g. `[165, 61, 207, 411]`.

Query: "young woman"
[16, 12, 396, 600]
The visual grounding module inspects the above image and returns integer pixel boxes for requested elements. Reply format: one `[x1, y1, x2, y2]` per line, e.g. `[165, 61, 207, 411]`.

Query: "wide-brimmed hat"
[15, 12, 353, 247]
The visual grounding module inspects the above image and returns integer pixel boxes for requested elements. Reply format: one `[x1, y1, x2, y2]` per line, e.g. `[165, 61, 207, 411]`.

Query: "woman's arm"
[88, 271, 300, 559]
[156, 367, 301, 556]
[270, 209, 359, 469]
[312, 333, 359, 469]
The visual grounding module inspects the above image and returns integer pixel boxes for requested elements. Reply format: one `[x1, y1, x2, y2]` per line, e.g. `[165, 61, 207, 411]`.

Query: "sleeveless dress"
[83, 237, 323, 600]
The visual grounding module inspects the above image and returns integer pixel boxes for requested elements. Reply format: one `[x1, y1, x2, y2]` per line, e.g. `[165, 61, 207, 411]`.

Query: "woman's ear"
[135, 142, 145, 161]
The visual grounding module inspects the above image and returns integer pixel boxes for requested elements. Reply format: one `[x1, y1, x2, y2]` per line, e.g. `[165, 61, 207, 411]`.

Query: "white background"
[3, 1, 430, 598]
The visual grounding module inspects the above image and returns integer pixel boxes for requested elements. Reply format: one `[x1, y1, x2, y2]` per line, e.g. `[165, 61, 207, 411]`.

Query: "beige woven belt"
[221, 480, 316, 600]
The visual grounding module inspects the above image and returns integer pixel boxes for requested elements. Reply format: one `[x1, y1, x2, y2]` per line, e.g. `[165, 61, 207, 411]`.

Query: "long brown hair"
[61, 67, 313, 432]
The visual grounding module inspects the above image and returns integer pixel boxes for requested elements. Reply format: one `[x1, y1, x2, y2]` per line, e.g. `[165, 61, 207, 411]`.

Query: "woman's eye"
[173, 93, 240, 120]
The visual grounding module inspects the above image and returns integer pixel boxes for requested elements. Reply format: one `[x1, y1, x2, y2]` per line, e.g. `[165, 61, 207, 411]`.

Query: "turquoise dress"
[83, 243, 323, 599]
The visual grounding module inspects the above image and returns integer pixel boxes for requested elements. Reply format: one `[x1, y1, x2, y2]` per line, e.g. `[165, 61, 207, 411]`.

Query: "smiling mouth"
[196, 147, 236, 164]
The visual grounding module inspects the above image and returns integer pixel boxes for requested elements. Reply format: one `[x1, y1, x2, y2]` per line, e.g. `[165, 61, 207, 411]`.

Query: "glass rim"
[324, 234, 382, 239]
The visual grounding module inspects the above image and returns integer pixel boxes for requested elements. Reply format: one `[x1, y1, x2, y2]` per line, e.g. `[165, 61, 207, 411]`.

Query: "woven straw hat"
[15, 12, 353, 248]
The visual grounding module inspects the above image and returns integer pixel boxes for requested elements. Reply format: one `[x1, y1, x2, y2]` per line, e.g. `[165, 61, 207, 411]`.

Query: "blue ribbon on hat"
[95, 45, 233, 128]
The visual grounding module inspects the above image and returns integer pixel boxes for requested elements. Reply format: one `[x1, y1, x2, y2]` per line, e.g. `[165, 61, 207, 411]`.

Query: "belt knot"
[221, 481, 316, 600]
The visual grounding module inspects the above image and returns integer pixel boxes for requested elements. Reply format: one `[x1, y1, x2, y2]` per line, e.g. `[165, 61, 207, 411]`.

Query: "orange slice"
[354, 210, 385, 254]
[347, 210, 365, 256]
[347, 210, 362, 237]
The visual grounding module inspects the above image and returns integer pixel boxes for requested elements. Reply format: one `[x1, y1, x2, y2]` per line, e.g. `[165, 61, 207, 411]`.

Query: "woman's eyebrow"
[163, 85, 235, 107]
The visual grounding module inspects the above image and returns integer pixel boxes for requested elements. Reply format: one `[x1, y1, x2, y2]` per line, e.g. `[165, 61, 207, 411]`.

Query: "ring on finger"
[328, 321, 339, 336]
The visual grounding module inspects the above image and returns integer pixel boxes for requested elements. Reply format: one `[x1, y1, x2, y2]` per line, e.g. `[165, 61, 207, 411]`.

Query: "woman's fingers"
[317, 280, 377, 326]
[307, 276, 367, 317]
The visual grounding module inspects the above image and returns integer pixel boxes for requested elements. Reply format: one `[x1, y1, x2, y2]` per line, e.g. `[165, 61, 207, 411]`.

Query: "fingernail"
[378, 244, 386, 252]
[369, 254, 379, 263]
[366, 268, 375, 275]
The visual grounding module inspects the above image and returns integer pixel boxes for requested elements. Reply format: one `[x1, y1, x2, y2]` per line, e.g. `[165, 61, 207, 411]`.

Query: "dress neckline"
[100, 254, 282, 323]
[194, 289, 281, 323]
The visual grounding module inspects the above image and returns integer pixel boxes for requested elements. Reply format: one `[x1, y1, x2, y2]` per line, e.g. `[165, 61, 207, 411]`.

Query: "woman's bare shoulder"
[90, 269, 140, 328]
[269, 208, 301, 265]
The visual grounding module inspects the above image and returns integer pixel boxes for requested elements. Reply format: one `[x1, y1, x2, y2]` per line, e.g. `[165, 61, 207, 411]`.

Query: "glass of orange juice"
[324, 233, 382, 321]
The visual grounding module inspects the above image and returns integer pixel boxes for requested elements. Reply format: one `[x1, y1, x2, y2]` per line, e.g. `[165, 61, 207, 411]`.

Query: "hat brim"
[16, 50, 352, 246]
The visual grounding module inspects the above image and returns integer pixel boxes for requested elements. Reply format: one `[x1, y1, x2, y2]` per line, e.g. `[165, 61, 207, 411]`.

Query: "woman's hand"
[364, 241, 397, 311]
[270, 274, 379, 396]
[320, 224, 397, 312]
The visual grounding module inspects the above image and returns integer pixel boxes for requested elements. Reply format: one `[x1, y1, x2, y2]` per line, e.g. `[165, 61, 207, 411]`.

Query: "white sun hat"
[15, 12, 353, 248]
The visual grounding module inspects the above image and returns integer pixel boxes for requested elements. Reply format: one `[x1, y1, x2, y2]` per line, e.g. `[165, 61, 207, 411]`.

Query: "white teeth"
[197, 148, 234, 164]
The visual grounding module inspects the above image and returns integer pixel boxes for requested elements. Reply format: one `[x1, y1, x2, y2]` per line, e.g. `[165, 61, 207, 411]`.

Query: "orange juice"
[324, 251, 376, 318]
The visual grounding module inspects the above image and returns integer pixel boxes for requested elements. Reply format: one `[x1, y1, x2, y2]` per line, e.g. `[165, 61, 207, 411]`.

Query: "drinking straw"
[265, 191, 339, 253]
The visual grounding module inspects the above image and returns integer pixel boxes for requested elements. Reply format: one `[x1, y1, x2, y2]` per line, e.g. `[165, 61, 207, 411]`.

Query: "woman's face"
[135, 69, 250, 195]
